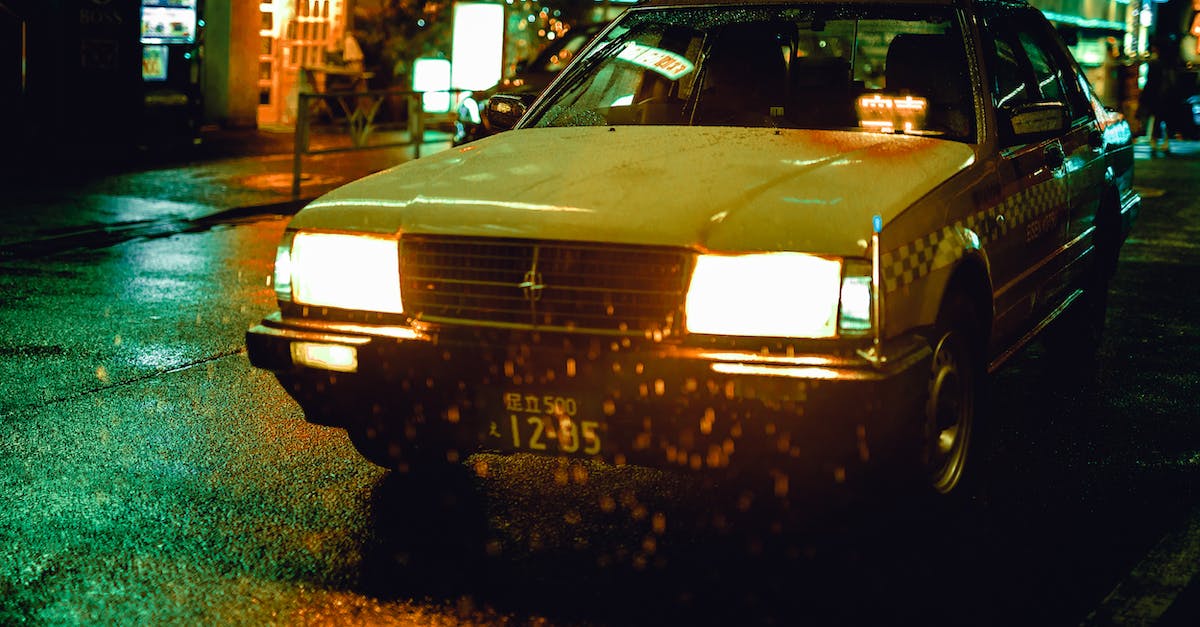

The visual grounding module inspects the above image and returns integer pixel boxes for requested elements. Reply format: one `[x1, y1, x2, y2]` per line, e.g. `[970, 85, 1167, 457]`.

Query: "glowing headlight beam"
[685, 253, 842, 338]
[289, 232, 403, 314]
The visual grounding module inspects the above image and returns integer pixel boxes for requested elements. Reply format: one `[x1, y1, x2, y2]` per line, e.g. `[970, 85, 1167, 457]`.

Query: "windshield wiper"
[525, 36, 631, 120]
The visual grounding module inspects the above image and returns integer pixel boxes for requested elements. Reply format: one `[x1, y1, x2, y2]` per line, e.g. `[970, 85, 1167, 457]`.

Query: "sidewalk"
[3, 124, 452, 249]
[1133, 137, 1200, 160]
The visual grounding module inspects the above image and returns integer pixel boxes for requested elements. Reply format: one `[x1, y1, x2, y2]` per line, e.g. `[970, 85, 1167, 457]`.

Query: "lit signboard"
[141, 0, 198, 45]
[451, 3, 504, 91]
[142, 45, 169, 81]
[414, 58, 452, 113]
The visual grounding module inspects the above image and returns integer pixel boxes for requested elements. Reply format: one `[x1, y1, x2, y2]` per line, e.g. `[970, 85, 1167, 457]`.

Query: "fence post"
[292, 93, 311, 200]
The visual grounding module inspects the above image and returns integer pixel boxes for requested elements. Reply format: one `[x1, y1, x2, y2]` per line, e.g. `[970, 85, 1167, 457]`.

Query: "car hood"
[294, 126, 976, 257]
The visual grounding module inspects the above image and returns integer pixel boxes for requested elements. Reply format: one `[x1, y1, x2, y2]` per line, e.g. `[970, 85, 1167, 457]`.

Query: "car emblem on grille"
[520, 269, 545, 302]
[518, 246, 545, 303]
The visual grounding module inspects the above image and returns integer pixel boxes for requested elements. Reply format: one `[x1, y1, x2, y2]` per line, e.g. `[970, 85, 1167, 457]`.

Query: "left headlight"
[685, 253, 844, 338]
[274, 231, 404, 314]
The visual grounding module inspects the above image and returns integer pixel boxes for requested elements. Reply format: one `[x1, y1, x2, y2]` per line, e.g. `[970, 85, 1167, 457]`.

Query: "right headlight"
[684, 253, 872, 338]
[273, 231, 404, 314]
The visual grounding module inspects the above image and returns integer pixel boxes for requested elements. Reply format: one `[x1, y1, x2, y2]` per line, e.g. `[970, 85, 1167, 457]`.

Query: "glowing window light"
[414, 57, 452, 113]
[452, 3, 505, 91]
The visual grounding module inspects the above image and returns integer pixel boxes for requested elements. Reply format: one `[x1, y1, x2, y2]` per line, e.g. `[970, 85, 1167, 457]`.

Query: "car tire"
[923, 290, 984, 496]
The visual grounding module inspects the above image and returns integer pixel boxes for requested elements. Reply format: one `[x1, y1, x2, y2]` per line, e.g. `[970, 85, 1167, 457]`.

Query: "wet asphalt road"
[1, 146, 1198, 625]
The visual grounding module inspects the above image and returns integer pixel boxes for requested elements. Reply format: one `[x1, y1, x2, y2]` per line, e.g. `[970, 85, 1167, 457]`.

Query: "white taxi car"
[247, 0, 1138, 497]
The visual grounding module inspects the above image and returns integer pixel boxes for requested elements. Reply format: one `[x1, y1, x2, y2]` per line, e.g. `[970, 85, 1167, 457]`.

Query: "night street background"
[1, 134, 1198, 625]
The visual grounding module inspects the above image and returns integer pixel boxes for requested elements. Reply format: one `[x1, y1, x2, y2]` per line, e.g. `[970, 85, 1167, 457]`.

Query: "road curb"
[196, 198, 314, 224]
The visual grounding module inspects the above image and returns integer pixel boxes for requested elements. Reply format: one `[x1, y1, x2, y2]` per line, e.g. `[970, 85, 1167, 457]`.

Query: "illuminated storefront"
[249, 0, 639, 126]
[256, 0, 350, 125]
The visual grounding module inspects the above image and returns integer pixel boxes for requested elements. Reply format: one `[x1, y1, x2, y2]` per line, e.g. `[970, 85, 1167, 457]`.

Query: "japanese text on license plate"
[488, 392, 601, 456]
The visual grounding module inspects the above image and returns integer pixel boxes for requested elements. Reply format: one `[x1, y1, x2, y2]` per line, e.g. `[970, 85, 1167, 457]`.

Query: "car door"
[1010, 9, 1107, 309]
[977, 8, 1072, 352]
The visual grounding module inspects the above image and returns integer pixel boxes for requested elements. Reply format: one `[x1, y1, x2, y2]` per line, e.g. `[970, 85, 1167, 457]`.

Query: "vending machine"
[140, 0, 202, 146]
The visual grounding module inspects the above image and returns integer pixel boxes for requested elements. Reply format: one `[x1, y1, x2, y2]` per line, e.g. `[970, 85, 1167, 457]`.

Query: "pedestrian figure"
[1139, 42, 1176, 155]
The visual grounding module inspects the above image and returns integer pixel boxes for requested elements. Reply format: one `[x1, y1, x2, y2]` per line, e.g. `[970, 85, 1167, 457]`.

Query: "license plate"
[482, 390, 604, 457]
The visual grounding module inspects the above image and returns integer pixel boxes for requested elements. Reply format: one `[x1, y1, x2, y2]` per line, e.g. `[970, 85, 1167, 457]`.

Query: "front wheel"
[924, 294, 983, 495]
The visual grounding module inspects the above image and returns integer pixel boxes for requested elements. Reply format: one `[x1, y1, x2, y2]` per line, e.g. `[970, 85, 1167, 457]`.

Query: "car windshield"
[525, 4, 976, 141]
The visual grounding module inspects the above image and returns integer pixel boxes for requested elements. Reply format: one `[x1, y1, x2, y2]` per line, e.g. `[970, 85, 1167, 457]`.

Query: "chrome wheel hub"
[927, 332, 973, 494]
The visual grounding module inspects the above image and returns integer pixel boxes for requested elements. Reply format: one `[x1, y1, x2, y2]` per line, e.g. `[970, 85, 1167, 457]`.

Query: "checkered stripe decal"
[880, 179, 1067, 292]
[881, 231, 940, 291]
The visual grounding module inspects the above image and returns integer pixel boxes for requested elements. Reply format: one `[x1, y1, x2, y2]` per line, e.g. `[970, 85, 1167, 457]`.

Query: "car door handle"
[1044, 143, 1065, 169]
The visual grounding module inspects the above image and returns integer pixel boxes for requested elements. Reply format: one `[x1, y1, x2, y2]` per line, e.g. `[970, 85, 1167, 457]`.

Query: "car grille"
[399, 235, 691, 336]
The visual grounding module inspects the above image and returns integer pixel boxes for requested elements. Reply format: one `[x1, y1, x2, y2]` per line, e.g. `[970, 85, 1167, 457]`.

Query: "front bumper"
[247, 312, 932, 483]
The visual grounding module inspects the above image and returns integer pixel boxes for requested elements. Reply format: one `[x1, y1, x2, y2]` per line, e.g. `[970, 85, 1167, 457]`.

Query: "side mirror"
[485, 94, 536, 132]
[1001, 101, 1068, 144]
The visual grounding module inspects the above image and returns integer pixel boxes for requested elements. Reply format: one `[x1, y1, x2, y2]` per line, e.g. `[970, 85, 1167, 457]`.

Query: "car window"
[1019, 30, 1066, 103]
[981, 8, 1092, 122]
[525, 4, 977, 141]
[985, 30, 1034, 109]
[1032, 19, 1095, 122]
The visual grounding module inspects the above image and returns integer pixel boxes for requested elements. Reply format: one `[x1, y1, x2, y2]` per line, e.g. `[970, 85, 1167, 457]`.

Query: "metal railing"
[292, 88, 464, 198]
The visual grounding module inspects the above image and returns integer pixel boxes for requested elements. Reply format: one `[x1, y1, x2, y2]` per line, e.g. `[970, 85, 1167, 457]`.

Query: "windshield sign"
[617, 42, 697, 80]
